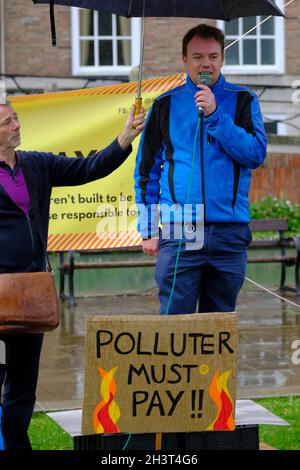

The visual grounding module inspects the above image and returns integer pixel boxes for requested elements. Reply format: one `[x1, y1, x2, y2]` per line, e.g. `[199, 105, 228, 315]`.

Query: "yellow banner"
[11, 74, 184, 251]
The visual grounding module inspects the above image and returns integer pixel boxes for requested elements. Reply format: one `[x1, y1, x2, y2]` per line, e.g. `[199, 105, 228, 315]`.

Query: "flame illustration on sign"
[206, 369, 235, 431]
[93, 366, 121, 434]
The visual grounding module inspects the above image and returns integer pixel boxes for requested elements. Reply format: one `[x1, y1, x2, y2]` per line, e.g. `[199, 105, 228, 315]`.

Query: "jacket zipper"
[199, 114, 206, 224]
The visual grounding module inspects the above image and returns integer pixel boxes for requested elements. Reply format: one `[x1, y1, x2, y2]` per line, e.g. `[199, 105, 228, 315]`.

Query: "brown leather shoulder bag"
[0, 157, 59, 334]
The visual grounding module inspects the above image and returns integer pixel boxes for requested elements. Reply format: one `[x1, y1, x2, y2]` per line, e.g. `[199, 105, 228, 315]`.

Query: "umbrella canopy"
[34, 0, 284, 20]
[33, 0, 284, 111]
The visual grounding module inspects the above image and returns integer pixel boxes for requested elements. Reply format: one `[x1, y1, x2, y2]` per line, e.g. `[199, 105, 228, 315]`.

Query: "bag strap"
[18, 154, 53, 273]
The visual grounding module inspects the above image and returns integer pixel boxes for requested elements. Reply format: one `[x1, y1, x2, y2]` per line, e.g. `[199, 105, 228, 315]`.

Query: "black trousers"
[0, 333, 44, 450]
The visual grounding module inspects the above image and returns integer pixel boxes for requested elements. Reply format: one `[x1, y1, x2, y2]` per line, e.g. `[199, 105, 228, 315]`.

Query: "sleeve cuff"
[204, 106, 221, 123]
[115, 137, 133, 156]
[142, 234, 159, 240]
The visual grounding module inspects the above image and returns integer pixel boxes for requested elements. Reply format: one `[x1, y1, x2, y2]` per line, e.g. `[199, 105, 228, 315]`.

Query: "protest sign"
[82, 313, 237, 434]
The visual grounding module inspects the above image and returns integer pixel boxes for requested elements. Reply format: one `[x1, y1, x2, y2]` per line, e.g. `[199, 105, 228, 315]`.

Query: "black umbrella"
[34, 1, 284, 19]
[33, 0, 284, 113]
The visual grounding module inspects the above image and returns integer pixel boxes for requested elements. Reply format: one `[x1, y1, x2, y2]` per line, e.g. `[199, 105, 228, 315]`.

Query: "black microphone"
[198, 72, 212, 115]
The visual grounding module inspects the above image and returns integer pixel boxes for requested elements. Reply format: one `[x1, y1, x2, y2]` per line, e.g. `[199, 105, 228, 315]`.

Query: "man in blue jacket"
[0, 100, 145, 450]
[134, 24, 267, 316]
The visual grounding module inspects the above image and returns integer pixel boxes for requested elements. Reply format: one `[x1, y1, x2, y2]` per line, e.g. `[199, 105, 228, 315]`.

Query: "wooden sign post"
[82, 313, 238, 435]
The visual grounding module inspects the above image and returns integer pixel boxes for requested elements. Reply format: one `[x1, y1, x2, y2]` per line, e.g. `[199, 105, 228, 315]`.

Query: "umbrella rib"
[218, 0, 230, 21]
[128, 0, 134, 17]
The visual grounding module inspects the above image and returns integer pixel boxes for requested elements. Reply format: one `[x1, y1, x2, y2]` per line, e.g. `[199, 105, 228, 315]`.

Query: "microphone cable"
[165, 116, 201, 316]
[165, 71, 208, 315]
[122, 111, 202, 451]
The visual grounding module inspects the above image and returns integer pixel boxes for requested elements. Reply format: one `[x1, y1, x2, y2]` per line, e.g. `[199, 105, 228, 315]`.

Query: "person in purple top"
[0, 100, 145, 450]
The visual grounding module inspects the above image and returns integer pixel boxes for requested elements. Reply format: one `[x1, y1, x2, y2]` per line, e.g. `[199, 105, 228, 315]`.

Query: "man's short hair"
[182, 24, 225, 56]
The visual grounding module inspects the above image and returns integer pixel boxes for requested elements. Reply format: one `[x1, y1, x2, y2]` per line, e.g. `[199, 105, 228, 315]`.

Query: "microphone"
[198, 71, 212, 87]
[198, 72, 212, 115]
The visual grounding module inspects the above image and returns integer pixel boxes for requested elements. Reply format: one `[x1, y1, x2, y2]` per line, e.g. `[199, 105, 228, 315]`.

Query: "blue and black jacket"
[134, 74, 267, 239]
[0, 139, 131, 273]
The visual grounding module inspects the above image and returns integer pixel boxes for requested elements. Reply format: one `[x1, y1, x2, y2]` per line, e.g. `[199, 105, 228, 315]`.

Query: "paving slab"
[47, 399, 289, 437]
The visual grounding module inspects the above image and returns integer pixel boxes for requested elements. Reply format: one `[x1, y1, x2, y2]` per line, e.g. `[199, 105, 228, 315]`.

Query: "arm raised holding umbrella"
[0, 100, 145, 451]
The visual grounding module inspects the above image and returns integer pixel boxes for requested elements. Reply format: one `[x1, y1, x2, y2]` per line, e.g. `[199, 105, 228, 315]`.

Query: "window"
[72, 8, 141, 76]
[217, 2, 285, 74]
[264, 114, 287, 135]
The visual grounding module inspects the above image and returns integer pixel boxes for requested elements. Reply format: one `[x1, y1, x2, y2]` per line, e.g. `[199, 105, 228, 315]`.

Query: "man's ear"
[221, 52, 225, 67]
[182, 54, 187, 66]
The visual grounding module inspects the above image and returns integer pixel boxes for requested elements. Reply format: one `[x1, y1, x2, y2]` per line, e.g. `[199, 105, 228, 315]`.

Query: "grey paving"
[47, 400, 289, 437]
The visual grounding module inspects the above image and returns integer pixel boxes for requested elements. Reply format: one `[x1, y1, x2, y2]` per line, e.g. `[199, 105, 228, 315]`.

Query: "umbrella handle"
[133, 97, 143, 129]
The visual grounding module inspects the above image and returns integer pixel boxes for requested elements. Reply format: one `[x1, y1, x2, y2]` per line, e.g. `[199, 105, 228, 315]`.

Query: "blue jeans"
[155, 223, 252, 315]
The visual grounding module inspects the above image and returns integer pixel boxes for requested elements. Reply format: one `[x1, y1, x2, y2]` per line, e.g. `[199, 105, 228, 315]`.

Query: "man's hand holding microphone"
[194, 72, 216, 117]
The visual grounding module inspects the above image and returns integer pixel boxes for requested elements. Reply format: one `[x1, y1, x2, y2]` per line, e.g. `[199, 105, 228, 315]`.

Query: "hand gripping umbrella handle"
[134, 97, 143, 128]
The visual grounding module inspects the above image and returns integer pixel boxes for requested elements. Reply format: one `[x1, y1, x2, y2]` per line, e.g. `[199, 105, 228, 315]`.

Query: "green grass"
[29, 412, 73, 450]
[255, 396, 300, 450]
[29, 396, 300, 450]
